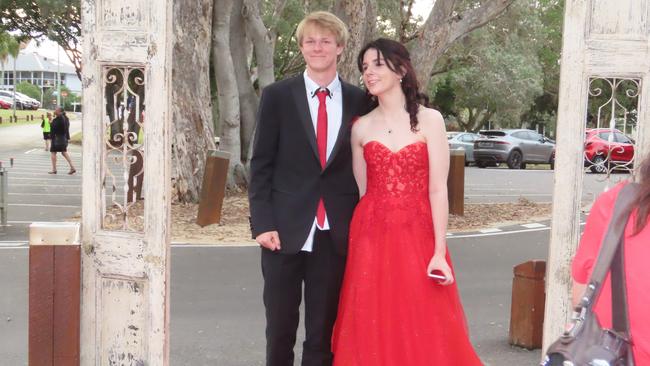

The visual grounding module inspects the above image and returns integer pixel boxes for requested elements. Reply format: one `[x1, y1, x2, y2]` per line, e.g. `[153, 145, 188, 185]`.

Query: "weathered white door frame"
[80, 1, 173, 364]
[544, 0, 650, 351]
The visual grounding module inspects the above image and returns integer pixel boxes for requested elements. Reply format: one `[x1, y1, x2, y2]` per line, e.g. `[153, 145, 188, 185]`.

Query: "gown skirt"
[332, 141, 483, 366]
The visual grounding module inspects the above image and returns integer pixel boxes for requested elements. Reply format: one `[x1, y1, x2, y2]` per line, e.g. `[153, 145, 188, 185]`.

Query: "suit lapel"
[291, 76, 320, 161]
[325, 80, 353, 170]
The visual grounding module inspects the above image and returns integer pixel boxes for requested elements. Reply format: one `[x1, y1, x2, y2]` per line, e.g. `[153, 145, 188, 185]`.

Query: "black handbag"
[542, 183, 638, 366]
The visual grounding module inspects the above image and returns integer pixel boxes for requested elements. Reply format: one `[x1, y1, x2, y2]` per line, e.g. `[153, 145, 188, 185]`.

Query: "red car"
[0, 97, 11, 109]
[584, 128, 635, 173]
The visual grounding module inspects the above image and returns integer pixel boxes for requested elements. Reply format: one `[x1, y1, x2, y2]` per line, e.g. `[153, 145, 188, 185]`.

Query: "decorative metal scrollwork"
[102, 66, 146, 232]
[584, 77, 639, 186]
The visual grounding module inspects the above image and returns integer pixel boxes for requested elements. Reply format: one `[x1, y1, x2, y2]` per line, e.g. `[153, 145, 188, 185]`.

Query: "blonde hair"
[296, 11, 349, 47]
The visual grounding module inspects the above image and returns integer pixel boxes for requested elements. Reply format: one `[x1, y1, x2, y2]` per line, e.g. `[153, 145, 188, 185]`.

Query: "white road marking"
[9, 192, 120, 198]
[0, 241, 28, 248]
[24, 149, 39, 154]
[0, 223, 587, 249]
[9, 177, 82, 182]
[478, 228, 503, 234]
[465, 194, 552, 197]
[9, 184, 82, 188]
[9, 203, 80, 208]
[521, 223, 547, 229]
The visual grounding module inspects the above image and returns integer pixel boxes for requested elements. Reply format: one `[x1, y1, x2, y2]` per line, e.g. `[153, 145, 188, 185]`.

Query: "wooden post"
[447, 150, 465, 216]
[509, 260, 546, 350]
[196, 150, 230, 226]
[29, 222, 80, 366]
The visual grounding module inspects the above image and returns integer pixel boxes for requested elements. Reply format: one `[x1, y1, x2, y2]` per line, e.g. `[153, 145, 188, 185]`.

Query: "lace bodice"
[363, 140, 429, 200]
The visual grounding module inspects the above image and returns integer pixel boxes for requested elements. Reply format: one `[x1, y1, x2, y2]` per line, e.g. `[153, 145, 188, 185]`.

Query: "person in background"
[41, 112, 52, 151]
[49, 107, 76, 175]
[572, 157, 650, 364]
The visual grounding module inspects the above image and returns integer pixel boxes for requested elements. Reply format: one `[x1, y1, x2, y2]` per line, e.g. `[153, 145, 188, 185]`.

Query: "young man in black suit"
[249, 11, 367, 366]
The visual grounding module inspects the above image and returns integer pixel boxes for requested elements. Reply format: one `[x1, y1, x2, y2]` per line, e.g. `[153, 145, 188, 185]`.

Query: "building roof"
[1, 51, 76, 75]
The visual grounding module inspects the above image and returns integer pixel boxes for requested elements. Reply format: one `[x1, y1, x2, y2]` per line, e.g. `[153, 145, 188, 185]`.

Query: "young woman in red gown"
[331, 38, 483, 366]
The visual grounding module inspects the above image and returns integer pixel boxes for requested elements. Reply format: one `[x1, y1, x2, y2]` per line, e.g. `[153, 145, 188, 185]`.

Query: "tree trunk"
[214, 0, 246, 188]
[231, 0, 259, 164]
[333, 0, 368, 84]
[410, 0, 514, 87]
[171, 0, 217, 203]
[242, 0, 276, 90]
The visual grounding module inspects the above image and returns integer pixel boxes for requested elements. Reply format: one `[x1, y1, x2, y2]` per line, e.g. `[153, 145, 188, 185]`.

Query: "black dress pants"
[261, 230, 346, 366]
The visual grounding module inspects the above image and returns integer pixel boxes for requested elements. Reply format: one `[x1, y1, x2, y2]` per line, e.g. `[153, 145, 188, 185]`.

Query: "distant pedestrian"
[41, 112, 52, 151]
[49, 107, 76, 175]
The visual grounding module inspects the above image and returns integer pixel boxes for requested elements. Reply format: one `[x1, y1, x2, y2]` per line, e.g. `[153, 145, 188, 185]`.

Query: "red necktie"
[316, 89, 328, 227]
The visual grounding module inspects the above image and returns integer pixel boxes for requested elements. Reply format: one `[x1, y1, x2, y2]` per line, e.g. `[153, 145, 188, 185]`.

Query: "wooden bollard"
[447, 149, 465, 216]
[509, 260, 546, 349]
[196, 150, 230, 226]
[29, 222, 80, 366]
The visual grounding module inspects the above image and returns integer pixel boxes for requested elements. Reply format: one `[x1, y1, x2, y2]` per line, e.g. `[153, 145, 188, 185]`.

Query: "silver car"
[473, 129, 555, 169]
[447, 132, 481, 165]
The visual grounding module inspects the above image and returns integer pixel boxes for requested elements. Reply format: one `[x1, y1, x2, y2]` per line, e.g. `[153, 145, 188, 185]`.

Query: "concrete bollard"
[29, 222, 81, 366]
[509, 260, 546, 349]
[447, 149, 465, 216]
[196, 150, 230, 227]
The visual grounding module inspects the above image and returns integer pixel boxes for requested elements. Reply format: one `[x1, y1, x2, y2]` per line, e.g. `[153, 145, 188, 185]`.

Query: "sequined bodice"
[363, 140, 429, 200]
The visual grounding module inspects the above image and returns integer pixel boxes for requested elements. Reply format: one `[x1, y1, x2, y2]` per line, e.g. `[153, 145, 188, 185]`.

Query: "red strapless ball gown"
[332, 141, 483, 366]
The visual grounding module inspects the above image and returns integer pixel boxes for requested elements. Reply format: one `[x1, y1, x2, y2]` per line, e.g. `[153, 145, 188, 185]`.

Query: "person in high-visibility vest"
[41, 112, 52, 151]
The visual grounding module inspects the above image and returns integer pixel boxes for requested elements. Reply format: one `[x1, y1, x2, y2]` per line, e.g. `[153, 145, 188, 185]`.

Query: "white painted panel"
[589, 0, 647, 38]
[98, 0, 150, 31]
[99, 276, 148, 366]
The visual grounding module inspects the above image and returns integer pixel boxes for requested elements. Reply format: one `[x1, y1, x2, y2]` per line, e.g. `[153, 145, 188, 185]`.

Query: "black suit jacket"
[249, 74, 367, 255]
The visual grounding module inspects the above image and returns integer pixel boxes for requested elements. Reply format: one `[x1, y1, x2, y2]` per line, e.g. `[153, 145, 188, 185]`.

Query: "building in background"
[0, 50, 81, 98]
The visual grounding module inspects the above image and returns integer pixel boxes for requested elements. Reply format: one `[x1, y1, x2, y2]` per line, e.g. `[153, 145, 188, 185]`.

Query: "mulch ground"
[92, 191, 552, 244]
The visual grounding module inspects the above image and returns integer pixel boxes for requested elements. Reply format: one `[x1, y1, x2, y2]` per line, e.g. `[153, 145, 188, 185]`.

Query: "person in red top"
[572, 160, 650, 364]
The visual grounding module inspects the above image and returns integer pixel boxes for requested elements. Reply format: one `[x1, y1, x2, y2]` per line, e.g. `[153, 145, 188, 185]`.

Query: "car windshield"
[447, 133, 459, 140]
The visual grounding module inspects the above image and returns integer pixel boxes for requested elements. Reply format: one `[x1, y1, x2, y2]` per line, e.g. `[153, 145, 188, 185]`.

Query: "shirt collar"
[304, 70, 341, 98]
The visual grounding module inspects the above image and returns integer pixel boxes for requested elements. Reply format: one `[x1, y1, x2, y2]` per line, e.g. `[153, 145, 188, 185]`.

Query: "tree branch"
[242, 0, 275, 89]
[399, 0, 415, 43]
[449, 0, 513, 45]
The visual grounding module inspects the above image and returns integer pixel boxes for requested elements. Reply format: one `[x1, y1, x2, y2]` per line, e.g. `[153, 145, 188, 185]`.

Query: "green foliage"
[1, 0, 82, 76]
[430, 0, 548, 132]
[16, 81, 41, 100]
[0, 31, 20, 64]
[42, 84, 75, 110]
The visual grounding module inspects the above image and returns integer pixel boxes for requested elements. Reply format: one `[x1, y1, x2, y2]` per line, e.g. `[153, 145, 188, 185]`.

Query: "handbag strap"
[579, 183, 638, 324]
[611, 234, 630, 335]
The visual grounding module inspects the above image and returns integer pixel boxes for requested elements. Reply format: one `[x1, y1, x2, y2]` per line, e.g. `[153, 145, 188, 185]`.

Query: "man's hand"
[256, 231, 281, 251]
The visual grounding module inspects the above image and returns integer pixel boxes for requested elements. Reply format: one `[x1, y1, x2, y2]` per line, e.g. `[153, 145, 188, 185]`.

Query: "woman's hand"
[427, 254, 454, 286]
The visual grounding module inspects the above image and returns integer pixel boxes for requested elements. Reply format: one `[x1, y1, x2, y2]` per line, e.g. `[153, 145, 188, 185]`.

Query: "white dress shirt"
[300, 71, 343, 252]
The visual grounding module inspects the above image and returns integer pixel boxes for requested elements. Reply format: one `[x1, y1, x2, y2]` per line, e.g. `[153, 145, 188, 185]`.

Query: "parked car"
[584, 128, 635, 173]
[0, 90, 31, 110]
[473, 129, 555, 169]
[14, 91, 40, 110]
[447, 132, 482, 165]
[0, 96, 12, 109]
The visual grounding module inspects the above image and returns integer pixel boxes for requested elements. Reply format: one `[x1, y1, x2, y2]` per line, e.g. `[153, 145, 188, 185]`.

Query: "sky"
[25, 0, 436, 63]
[23, 38, 73, 66]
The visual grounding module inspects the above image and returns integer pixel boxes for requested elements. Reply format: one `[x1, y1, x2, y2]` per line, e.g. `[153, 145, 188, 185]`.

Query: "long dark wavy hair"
[634, 157, 650, 234]
[357, 38, 429, 132]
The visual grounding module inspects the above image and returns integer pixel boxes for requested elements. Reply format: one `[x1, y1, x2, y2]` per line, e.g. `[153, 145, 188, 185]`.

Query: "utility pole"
[12, 54, 16, 119]
[56, 45, 61, 107]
